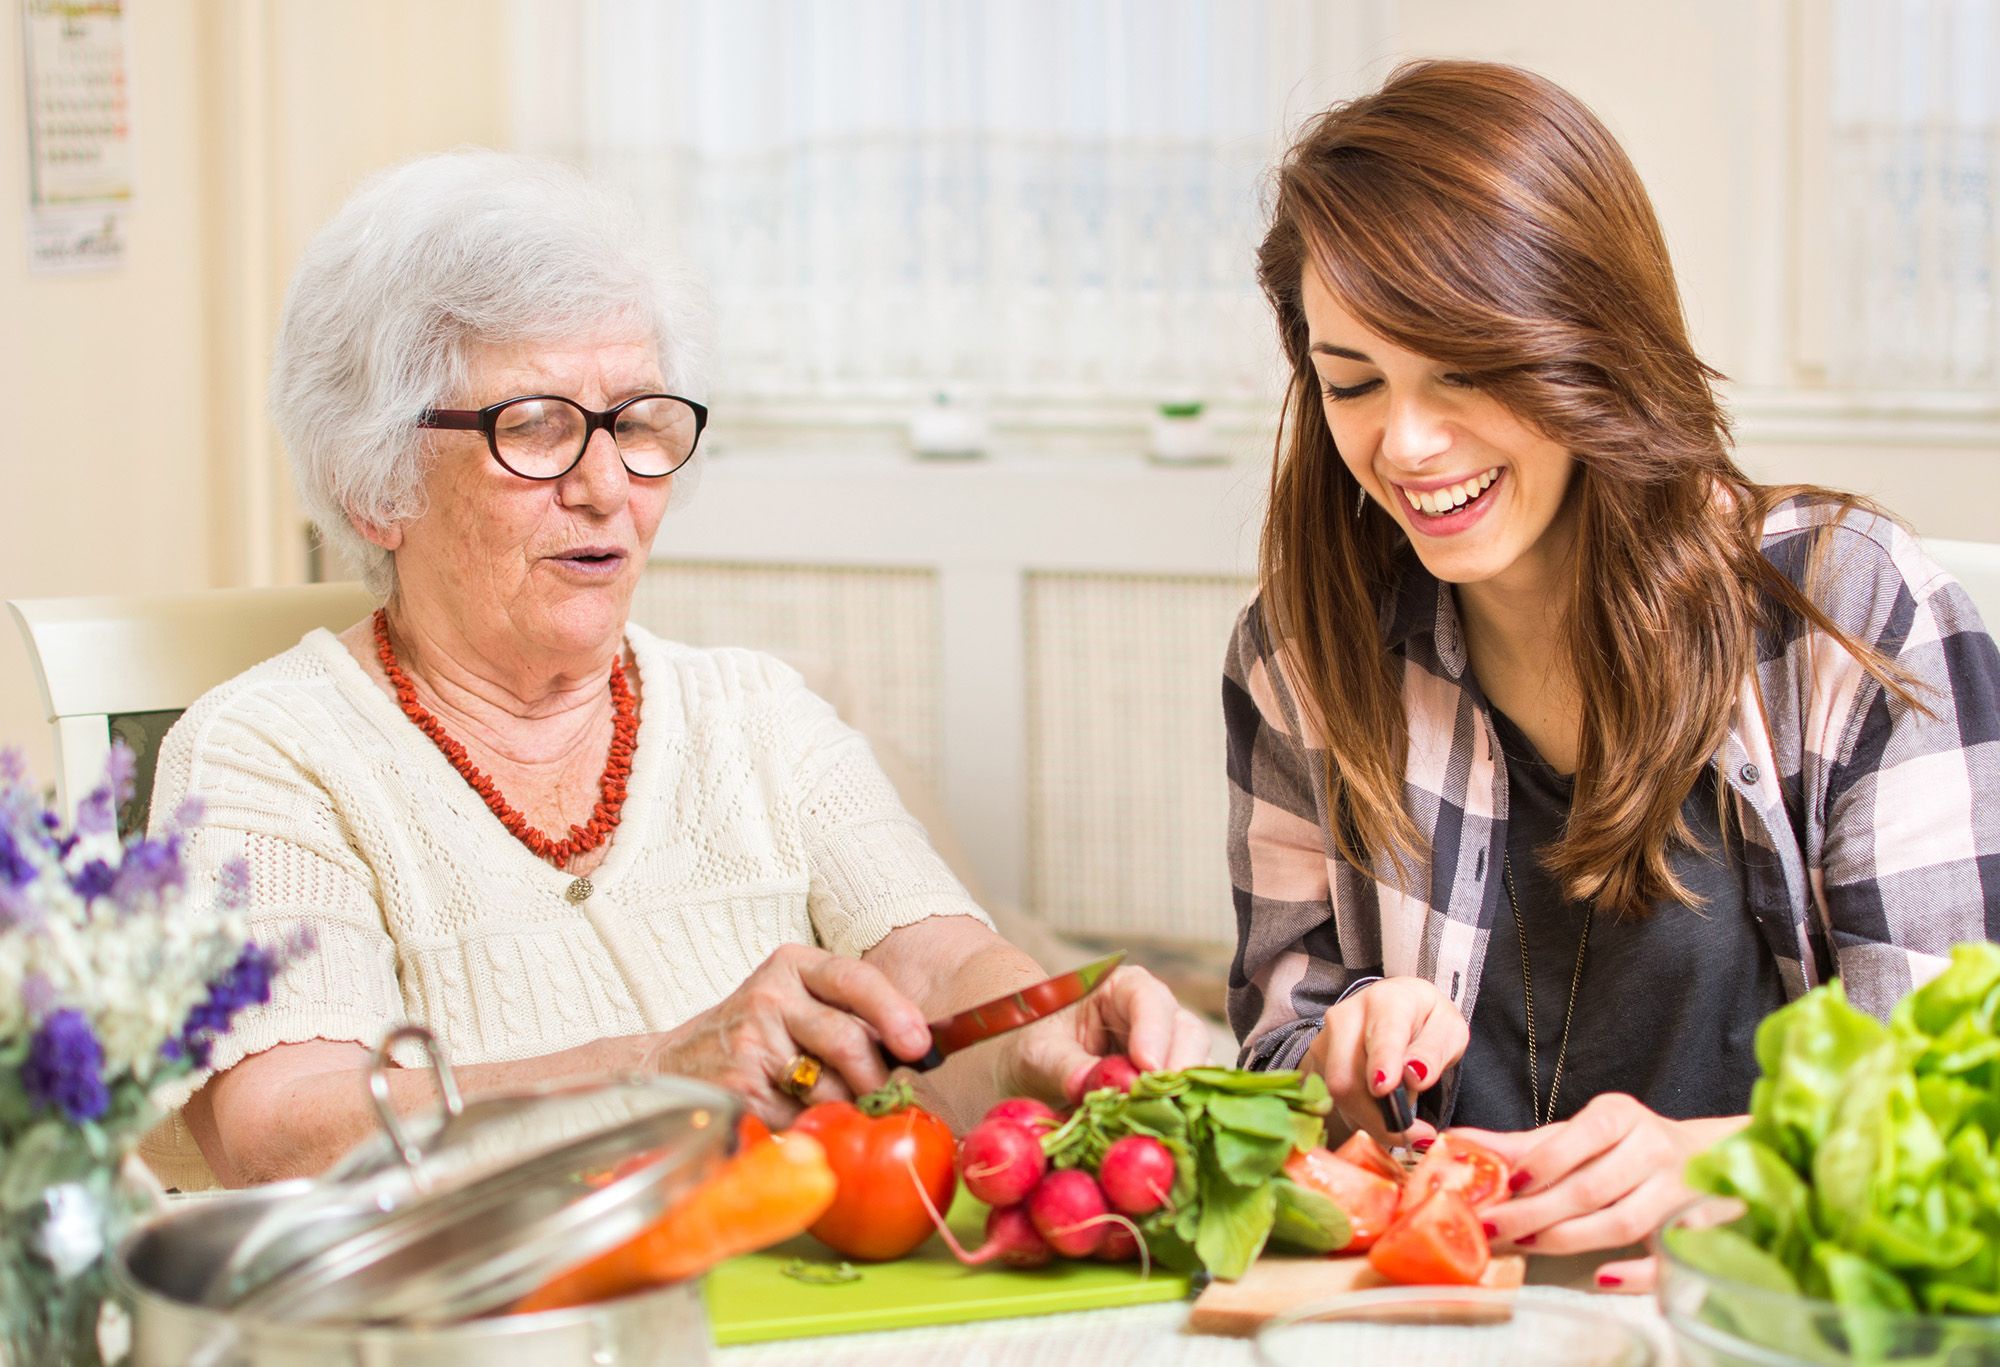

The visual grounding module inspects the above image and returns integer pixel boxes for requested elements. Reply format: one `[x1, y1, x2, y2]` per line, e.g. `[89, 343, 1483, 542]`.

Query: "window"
[1811, 0, 1997, 391]
[509, 0, 1348, 420]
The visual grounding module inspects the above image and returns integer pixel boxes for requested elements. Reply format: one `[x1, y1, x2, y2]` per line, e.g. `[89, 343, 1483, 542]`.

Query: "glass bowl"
[1656, 1196, 2000, 1366]
[1255, 1286, 1662, 1366]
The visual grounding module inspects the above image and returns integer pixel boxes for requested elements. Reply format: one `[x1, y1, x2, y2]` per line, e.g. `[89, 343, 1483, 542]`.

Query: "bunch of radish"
[924, 1062, 1171, 1270]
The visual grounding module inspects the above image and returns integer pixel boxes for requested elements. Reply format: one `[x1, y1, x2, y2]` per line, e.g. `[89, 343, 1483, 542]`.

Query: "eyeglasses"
[417, 393, 708, 480]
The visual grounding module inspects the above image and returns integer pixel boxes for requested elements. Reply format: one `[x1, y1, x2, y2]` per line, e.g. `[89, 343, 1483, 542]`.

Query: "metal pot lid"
[202, 1024, 738, 1326]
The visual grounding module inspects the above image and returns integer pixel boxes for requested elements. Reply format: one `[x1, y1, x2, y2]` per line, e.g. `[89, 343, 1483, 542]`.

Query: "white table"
[715, 1256, 1677, 1366]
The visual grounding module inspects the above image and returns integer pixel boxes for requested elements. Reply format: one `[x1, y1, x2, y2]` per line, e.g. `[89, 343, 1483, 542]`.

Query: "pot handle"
[367, 1023, 465, 1172]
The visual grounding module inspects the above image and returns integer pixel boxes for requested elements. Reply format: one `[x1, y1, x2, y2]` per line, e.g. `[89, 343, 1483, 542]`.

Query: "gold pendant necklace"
[1502, 853, 1591, 1128]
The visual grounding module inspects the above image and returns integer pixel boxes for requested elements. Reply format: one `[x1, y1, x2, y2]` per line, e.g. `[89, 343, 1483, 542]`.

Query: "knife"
[878, 950, 1127, 1073]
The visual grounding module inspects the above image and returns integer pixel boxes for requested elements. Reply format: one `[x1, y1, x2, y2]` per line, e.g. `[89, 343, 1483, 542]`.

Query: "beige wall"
[0, 2, 503, 786]
[1, 3, 212, 782]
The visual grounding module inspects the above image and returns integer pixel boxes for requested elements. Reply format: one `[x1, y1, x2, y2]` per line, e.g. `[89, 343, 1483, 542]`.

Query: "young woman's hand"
[1303, 976, 1468, 1145]
[1451, 1095, 1748, 1291]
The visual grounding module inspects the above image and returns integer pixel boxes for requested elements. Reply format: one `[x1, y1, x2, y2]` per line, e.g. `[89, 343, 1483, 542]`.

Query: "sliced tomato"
[1333, 1130, 1407, 1185]
[1367, 1188, 1490, 1286]
[1283, 1147, 1402, 1251]
[1402, 1134, 1510, 1212]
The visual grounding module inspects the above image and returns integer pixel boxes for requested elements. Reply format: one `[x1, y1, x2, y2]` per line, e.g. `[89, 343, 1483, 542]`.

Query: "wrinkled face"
[1300, 268, 1578, 598]
[370, 332, 673, 663]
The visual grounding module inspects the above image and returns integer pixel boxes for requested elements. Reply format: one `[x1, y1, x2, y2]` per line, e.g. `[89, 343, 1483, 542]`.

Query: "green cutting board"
[703, 1191, 1192, 1344]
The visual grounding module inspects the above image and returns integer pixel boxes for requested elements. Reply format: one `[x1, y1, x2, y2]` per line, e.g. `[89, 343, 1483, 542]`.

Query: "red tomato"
[1367, 1189, 1490, 1286]
[1283, 1147, 1401, 1252]
[1333, 1130, 1407, 1185]
[1402, 1135, 1510, 1212]
[791, 1098, 957, 1261]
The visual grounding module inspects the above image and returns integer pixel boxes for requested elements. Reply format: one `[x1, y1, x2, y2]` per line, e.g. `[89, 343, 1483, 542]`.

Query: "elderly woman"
[146, 150, 1208, 1190]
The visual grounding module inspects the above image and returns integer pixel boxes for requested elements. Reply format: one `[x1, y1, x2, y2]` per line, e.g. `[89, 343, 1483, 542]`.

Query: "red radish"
[972, 1203, 1053, 1268]
[1094, 1222, 1140, 1262]
[1028, 1169, 1111, 1257]
[1098, 1134, 1175, 1217]
[983, 1097, 1059, 1130]
[901, 1154, 1053, 1269]
[1079, 1055, 1141, 1097]
[958, 1118, 1047, 1206]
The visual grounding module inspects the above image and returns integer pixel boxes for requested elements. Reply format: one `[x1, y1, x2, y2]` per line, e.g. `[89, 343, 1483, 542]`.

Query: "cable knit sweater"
[141, 624, 989, 1190]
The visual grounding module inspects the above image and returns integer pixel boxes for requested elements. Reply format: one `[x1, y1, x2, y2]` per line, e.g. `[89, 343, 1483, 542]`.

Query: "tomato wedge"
[1403, 1134, 1510, 1212]
[1334, 1130, 1407, 1185]
[1283, 1147, 1401, 1252]
[1367, 1188, 1490, 1286]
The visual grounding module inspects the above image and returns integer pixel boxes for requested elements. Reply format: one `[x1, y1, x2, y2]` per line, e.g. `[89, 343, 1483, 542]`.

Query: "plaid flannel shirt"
[1225, 498, 2000, 1119]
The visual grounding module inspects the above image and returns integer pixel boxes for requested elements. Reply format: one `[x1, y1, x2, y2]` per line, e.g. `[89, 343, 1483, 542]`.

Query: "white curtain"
[510, 0, 1331, 405]
[1826, 0, 1998, 389]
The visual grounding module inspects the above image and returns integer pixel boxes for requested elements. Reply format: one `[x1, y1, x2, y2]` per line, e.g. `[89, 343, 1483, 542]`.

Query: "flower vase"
[0, 1152, 161, 1367]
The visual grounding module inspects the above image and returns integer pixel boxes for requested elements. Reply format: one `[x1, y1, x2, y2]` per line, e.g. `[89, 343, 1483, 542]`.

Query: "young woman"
[1225, 61, 2000, 1287]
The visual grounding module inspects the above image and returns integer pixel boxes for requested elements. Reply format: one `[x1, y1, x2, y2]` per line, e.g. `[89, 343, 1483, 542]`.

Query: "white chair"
[1924, 538, 2000, 630]
[7, 583, 376, 828]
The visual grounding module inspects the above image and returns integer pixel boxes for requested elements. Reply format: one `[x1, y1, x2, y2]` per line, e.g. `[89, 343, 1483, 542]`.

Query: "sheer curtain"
[1825, 0, 1997, 389]
[509, 1, 1334, 408]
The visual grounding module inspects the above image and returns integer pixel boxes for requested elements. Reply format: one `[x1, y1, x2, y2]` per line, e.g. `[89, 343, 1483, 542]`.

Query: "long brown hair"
[1256, 60, 1917, 914]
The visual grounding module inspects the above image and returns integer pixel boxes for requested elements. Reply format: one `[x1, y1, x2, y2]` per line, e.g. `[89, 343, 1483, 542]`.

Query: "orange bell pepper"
[515, 1126, 836, 1313]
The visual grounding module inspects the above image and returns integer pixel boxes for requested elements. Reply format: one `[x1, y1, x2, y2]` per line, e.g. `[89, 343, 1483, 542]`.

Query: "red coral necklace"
[372, 608, 637, 870]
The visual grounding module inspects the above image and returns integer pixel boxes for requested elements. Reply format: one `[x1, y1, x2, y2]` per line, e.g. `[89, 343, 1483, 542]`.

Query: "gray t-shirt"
[1451, 707, 1786, 1131]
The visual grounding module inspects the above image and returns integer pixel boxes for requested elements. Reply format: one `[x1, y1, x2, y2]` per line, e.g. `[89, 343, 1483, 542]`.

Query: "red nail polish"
[1516, 1233, 1537, 1246]
[1411, 1137, 1434, 1152]
[1372, 1069, 1387, 1087]
[1597, 1272, 1622, 1287]
[1406, 1060, 1428, 1082]
[1508, 1170, 1532, 1192]
[1482, 1221, 1498, 1239]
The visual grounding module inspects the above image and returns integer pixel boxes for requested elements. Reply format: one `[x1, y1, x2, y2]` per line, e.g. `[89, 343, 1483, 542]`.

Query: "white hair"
[269, 149, 708, 596]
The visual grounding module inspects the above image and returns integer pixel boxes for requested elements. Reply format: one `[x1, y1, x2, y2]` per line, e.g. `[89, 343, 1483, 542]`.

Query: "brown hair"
[1256, 60, 1916, 914]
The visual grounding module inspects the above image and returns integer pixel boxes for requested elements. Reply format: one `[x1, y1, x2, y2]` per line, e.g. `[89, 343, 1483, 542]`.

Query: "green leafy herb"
[1041, 1065, 1341, 1280]
[780, 1258, 862, 1285]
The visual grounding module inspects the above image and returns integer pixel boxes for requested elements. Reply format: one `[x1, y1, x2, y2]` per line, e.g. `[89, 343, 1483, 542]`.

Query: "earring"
[1354, 485, 1367, 519]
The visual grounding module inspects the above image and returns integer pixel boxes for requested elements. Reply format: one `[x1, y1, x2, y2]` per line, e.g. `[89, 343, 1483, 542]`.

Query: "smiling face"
[362, 332, 672, 667]
[1300, 268, 1579, 601]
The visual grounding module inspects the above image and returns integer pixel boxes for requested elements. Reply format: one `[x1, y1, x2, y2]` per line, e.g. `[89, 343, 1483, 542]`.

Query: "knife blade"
[881, 950, 1127, 1073]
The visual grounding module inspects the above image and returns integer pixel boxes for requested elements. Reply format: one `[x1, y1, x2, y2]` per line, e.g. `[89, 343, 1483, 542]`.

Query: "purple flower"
[22, 1009, 109, 1123]
[74, 788, 116, 841]
[0, 748, 24, 785]
[178, 943, 278, 1068]
[111, 837, 183, 906]
[217, 857, 251, 913]
[104, 744, 137, 804]
[68, 858, 115, 903]
[0, 826, 34, 887]
[169, 796, 206, 832]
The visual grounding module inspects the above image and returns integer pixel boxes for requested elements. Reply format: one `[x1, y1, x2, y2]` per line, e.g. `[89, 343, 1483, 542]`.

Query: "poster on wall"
[21, 0, 132, 275]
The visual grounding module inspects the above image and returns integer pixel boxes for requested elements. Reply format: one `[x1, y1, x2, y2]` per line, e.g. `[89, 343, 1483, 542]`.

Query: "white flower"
[35, 1182, 106, 1278]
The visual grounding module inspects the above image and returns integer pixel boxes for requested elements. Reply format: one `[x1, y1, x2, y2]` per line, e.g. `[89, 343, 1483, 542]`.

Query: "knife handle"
[877, 1039, 947, 1074]
[1377, 1083, 1416, 1136]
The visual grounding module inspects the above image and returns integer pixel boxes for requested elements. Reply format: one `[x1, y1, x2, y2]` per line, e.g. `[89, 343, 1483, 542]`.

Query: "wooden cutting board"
[1185, 1253, 1527, 1337]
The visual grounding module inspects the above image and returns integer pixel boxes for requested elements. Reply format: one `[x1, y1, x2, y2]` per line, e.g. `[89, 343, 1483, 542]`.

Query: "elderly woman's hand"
[652, 943, 935, 1124]
[996, 964, 1215, 1103]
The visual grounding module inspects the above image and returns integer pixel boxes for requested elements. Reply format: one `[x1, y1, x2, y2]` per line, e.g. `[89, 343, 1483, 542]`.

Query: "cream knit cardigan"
[141, 624, 988, 1189]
